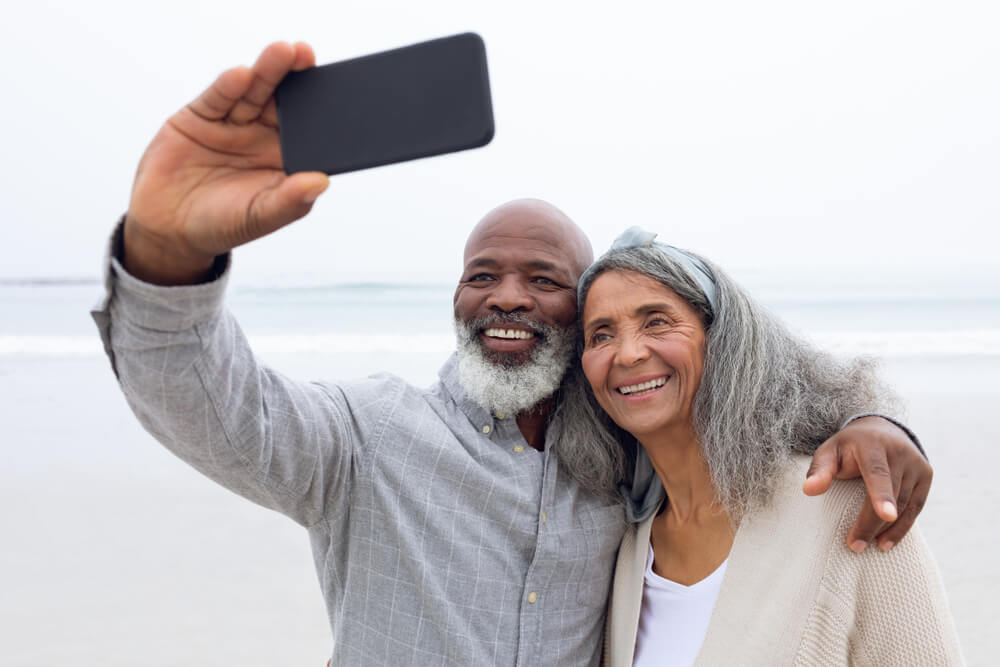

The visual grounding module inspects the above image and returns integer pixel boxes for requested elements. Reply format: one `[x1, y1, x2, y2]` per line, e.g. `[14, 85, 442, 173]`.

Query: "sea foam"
[2, 330, 998, 359]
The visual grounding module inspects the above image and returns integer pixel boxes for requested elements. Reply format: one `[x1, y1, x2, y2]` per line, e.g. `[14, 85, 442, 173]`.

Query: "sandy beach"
[2, 350, 997, 665]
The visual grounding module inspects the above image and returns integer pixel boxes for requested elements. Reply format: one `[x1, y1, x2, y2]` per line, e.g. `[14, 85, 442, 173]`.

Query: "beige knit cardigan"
[604, 455, 964, 666]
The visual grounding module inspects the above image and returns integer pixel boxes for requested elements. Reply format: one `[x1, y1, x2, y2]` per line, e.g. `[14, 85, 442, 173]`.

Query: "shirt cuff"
[103, 216, 230, 328]
[839, 413, 927, 460]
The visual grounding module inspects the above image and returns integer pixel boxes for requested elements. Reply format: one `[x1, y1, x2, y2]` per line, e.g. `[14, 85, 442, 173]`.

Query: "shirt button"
[513, 445, 524, 453]
[482, 425, 491, 434]
[527, 592, 538, 604]
[541, 511, 547, 524]
[496, 412, 505, 420]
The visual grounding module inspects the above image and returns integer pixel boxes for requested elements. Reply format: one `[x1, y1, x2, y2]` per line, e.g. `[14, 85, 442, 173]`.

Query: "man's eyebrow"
[465, 258, 566, 275]
[523, 259, 562, 274]
[465, 258, 500, 270]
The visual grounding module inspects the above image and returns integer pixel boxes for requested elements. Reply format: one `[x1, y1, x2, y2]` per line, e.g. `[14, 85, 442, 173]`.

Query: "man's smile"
[480, 324, 539, 354]
[484, 327, 535, 340]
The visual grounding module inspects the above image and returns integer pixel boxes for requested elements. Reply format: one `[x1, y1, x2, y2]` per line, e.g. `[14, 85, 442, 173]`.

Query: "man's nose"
[485, 277, 533, 312]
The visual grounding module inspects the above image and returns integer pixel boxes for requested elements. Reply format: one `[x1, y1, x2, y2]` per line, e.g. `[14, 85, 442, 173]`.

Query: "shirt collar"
[437, 353, 564, 450]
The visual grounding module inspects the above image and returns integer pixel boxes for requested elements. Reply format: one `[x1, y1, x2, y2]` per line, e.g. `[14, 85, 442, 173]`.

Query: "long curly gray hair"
[551, 234, 897, 518]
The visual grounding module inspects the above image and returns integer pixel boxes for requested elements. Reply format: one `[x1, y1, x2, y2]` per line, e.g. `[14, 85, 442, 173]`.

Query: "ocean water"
[2, 274, 998, 664]
[2, 274, 997, 370]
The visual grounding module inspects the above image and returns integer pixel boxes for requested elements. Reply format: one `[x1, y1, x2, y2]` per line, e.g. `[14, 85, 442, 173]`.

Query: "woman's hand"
[802, 416, 932, 553]
[123, 41, 330, 285]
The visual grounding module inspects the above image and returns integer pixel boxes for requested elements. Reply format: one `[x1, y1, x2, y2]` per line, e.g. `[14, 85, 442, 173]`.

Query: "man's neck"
[516, 397, 554, 451]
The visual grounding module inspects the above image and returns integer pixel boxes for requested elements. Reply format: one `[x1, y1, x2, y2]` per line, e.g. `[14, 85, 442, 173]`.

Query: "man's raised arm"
[93, 43, 368, 528]
[123, 41, 328, 285]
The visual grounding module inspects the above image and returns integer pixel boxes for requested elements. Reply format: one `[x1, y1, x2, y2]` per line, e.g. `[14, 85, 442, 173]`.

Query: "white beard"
[454, 314, 575, 417]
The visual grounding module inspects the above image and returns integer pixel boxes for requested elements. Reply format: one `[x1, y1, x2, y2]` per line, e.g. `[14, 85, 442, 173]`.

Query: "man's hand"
[123, 42, 330, 285]
[802, 416, 932, 553]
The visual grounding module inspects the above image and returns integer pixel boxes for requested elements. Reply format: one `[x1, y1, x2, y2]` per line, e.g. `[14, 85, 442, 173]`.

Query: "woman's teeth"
[617, 377, 667, 395]
[484, 328, 534, 340]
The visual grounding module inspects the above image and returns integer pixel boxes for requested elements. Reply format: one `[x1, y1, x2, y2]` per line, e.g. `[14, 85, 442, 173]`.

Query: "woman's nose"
[616, 333, 650, 366]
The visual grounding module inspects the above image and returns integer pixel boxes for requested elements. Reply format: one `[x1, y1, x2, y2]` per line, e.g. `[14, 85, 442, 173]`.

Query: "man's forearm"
[93, 221, 348, 526]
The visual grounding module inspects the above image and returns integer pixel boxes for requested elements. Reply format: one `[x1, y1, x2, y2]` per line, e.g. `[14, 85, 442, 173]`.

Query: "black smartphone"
[275, 33, 494, 175]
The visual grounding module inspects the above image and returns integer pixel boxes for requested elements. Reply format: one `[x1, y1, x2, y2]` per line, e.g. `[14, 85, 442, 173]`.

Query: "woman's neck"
[641, 427, 735, 585]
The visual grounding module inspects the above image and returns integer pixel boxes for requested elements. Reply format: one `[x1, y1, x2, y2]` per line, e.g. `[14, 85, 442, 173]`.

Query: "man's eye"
[532, 277, 557, 286]
[469, 274, 495, 282]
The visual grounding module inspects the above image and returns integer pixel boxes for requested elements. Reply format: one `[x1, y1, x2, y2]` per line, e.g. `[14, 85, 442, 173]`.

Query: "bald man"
[94, 43, 932, 665]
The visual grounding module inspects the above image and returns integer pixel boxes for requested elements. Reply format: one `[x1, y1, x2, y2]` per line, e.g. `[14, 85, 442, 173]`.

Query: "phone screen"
[276, 33, 494, 175]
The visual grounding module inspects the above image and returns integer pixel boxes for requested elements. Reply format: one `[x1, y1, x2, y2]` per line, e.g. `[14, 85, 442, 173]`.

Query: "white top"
[632, 544, 728, 667]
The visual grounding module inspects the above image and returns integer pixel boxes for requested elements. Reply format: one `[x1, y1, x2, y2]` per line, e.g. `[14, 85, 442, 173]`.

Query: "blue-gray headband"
[578, 226, 719, 315]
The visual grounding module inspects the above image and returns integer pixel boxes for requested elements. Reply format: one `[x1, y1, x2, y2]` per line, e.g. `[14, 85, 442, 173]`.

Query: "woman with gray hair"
[574, 228, 962, 666]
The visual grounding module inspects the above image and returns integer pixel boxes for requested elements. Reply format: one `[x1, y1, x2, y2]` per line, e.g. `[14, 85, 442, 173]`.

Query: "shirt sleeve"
[839, 413, 927, 459]
[91, 220, 356, 527]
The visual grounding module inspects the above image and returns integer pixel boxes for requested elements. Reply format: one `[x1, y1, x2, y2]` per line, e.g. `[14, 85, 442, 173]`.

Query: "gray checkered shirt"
[92, 233, 626, 666]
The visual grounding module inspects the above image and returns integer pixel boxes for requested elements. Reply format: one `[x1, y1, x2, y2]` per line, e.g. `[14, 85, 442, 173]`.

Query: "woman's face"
[580, 270, 707, 440]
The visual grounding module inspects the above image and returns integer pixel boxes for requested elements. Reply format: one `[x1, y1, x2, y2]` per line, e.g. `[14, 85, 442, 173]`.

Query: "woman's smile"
[615, 374, 670, 399]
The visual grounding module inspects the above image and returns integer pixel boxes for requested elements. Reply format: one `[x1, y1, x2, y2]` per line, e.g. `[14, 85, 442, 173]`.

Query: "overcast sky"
[1, 0, 997, 285]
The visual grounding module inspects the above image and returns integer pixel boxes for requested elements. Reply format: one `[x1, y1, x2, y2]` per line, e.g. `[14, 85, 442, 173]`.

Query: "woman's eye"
[589, 332, 610, 345]
[647, 317, 669, 327]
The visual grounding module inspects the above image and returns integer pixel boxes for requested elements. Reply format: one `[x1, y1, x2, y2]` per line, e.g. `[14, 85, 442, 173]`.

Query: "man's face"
[452, 205, 588, 415]
[454, 218, 580, 364]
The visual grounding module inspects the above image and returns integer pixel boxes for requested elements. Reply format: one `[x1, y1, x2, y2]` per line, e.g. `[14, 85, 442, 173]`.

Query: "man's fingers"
[291, 41, 317, 71]
[189, 66, 254, 121]
[260, 99, 279, 129]
[802, 438, 839, 496]
[244, 172, 330, 240]
[228, 42, 298, 125]
[876, 476, 930, 551]
[845, 497, 887, 553]
[857, 446, 898, 522]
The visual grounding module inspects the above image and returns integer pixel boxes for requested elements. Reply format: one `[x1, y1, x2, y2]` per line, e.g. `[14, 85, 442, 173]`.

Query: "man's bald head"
[464, 199, 593, 281]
